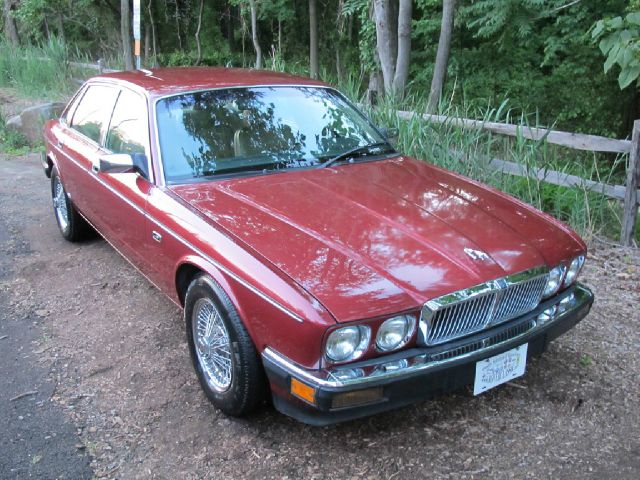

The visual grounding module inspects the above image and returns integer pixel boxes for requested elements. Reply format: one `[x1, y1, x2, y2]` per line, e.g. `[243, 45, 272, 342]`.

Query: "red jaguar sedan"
[43, 68, 593, 425]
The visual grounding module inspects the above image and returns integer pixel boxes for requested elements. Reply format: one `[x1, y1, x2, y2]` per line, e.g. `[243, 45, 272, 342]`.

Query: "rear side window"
[70, 85, 119, 144]
[105, 89, 148, 155]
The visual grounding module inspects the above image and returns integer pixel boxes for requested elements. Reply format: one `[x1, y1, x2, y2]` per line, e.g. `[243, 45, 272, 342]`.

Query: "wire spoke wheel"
[193, 298, 233, 392]
[52, 177, 69, 232]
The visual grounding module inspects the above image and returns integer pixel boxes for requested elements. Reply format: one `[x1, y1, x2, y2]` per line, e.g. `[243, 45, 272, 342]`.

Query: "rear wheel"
[50, 167, 90, 242]
[185, 274, 267, 416]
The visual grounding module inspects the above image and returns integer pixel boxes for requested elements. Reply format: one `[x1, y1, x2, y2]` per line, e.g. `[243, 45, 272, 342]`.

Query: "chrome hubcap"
[193, 298, 233, 392]
[53, 179, 69, 232]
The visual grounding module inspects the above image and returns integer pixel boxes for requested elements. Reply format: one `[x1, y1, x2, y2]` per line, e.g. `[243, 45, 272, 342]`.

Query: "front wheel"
[185, 274, 267, 416]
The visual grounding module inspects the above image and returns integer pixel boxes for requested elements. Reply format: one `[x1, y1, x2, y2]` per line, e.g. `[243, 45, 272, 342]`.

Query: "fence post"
[621, 120, 640, 246]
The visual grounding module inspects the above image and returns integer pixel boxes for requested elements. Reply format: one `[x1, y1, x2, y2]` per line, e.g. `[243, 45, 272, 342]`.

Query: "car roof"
[93, 67, 329, 97]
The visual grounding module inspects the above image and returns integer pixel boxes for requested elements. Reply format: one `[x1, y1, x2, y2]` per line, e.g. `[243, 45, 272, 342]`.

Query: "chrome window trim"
[63, 81, 155, 184]
[55, 145, 305, 323]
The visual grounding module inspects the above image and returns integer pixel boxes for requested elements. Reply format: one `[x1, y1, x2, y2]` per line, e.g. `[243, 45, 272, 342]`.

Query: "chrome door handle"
[151, 231, 162, 242]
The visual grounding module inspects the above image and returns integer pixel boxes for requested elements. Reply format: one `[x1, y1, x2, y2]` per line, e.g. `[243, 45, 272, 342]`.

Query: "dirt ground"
[1, 93, 639, 479]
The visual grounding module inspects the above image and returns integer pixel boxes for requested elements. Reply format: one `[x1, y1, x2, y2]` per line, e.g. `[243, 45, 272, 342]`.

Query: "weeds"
[0, 38, 81, 99]
[0, 111, 30, 155]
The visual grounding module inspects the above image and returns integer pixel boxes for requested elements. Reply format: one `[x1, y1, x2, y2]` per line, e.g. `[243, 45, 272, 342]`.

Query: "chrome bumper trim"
[262, 283, 592, 390]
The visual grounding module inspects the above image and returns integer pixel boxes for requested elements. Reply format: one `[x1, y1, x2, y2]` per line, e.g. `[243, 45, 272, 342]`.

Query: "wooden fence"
[395, 110, 640, 246]
[67, 59, 640, 246]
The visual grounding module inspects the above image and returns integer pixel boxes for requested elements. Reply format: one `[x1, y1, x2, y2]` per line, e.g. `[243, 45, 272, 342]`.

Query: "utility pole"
[133, 0, 142, 69]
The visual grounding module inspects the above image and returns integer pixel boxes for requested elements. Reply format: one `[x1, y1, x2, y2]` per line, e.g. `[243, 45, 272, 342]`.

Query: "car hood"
[170, 156, 585, 322]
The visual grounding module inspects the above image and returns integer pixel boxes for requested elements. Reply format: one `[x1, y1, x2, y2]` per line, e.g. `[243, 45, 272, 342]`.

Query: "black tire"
[184, 273, 267, 416]
[50, 167, 90, 242]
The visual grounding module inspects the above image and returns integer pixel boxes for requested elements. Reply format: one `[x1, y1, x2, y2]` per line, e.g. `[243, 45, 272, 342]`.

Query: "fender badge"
[464, 247, 491, 262]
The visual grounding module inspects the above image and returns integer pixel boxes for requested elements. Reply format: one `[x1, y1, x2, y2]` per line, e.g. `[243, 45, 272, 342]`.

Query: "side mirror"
[99, 154, 135, 174]
[380, 127, 399, 144]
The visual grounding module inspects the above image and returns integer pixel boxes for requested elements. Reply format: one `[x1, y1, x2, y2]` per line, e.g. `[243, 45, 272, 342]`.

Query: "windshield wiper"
[318, 142, 395, 169]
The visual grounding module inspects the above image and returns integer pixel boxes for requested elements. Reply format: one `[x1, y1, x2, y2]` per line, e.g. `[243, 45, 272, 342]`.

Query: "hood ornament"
[464, 247, 491, 262]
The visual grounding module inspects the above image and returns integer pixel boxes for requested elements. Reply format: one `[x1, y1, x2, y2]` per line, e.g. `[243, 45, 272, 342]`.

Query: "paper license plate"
[473, 344, 528, 395]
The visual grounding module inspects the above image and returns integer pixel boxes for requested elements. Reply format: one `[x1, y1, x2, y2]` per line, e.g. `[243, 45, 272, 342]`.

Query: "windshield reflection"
[156, 87, 389, 182]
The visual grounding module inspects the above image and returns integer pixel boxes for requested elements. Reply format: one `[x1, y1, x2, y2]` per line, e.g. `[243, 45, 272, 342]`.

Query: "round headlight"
[563, 255, 585, 287]
[543, 266, 565, 298]
[376, 315, 416, 352]
[325, 326, 370, 363]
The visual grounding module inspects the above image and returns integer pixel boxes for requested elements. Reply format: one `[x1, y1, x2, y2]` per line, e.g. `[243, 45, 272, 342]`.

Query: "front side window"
[105, 89, 149, 156]
[70, 85, 119, 144]
[156, 86, 391, 183]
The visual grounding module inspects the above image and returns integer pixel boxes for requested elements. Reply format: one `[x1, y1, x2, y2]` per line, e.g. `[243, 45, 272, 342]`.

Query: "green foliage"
[0, 112, 30, 155]
[409, 0, 633, 137]
[0, 38, 79, 99]
[592, 9, 640, 89]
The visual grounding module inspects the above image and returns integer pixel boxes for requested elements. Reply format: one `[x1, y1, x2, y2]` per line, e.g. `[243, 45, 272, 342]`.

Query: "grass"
[0, 38, 87, 99]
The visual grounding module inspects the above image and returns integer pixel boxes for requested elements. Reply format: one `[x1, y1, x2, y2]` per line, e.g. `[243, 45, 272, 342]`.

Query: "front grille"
[428, 319, 536, 362]
[422, 270, 547, 346]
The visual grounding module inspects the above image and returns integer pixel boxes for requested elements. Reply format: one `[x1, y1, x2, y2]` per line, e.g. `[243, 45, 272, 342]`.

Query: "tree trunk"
[3, 0, 20, 45]
[309, 0, 319, 78]
[373, 0, 395, 94]
[249, 0, 262, 69]
[392, 0, 412, 95]
[174, 0, 183, 51]
[427, 0, 456, 113]
[278, 18, 282, 54]
[56, 12, 66, 43]
[194, 0, 204, 65]
[336, 0, 346, 83]
[121, 0, 134, 70]
[148, 0, 157, 65]
[144, 24, 151, 63]
[226, 3, 236, 53]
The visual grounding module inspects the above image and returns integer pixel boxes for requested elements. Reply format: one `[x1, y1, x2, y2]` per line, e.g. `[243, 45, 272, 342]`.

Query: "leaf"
[627, 12, 640, 26]
[619, 65, 640, 89]
[599, 35, 615, 54]
[610, 16, 624, 29]
[604, 44, 620, 73]
[591, 21, 604, 39]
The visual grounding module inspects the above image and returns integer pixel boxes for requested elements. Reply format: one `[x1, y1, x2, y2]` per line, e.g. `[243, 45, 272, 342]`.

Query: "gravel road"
[1, 141, 639, 478]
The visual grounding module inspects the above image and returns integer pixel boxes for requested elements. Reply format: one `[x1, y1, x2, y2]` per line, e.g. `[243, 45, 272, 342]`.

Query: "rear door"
[55, 84, 119, 223]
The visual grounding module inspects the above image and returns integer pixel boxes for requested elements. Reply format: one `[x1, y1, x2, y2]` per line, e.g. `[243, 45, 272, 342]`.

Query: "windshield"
[155, 86, 392, 183]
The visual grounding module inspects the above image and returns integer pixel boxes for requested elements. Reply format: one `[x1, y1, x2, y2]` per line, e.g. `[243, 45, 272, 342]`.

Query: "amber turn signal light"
[331, 387, 384, 409]
[290, 378, 316, 405]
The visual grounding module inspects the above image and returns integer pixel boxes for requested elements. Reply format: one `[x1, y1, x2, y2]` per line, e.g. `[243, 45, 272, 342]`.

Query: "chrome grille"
[428, 319, 536, 362]
[493, 275, 548, 323]
[421, 268, 548, 346]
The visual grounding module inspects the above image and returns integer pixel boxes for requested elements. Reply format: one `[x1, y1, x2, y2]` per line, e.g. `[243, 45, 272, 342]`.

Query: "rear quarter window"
[70, 85, 119, 144]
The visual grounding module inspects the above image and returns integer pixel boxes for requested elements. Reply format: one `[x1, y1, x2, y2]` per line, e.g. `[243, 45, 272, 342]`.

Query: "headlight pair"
[325, 315, 416, 363]
[543, 255, 585, 298]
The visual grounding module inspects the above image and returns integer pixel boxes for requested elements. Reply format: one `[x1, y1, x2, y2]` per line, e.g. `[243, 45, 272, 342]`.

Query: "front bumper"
[263, 283, 593, 426]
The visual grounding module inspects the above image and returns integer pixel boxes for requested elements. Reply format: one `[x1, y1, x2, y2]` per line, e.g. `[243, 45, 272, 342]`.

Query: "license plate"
[473, 344, 528, 395]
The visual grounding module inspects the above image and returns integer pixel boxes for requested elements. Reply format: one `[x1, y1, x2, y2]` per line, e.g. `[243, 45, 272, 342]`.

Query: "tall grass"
[0, 38, 83, 99]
